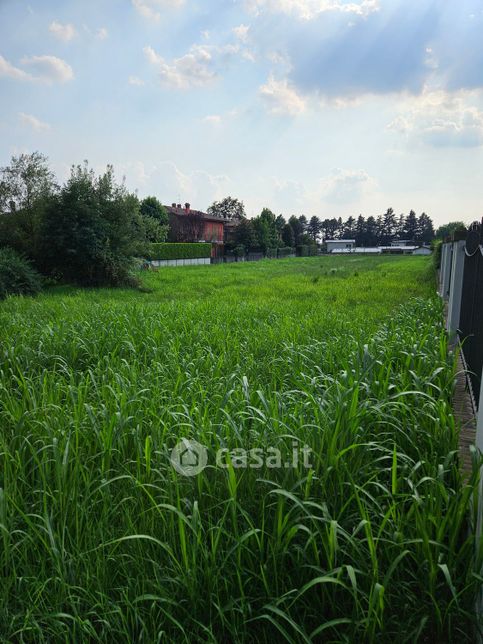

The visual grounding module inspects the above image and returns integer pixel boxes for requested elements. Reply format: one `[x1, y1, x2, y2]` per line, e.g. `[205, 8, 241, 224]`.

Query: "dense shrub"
[265, 247, 277, 259]
[432, 239, 443, 269]
[0, 247, 42, 299]
[146, 242, 212, 260]
[277, 246, 294, 258]
[39, 164, 148, 286]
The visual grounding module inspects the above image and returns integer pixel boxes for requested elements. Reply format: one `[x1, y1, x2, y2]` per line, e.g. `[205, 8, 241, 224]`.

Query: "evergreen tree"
[307, 216, 322, 242]
[404, 210, 418, 240]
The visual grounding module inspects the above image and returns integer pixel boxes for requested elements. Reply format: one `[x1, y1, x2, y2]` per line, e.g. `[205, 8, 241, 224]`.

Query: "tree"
[39, 163, 147, 285]
[140, 196, 168, 225]
[139, 196, 169, 242]
[234, 217, 259, 251]
[380, 208, 396, 245]
[288, 215, 305, 244]
[0, 152, 57, 262]
[253, 208, 278, 252]
[281, 223, 295, 247]
[321, 218, 340, 241]
[435, 221, 467, 239]
[417, 212, 435, 243]
[207, 196, 245, 220]
[403, 210, 418, 240]
[307, 216, 322, 242]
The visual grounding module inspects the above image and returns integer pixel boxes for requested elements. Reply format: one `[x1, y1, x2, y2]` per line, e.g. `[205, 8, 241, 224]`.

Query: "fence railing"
[441, 222, 483, 409]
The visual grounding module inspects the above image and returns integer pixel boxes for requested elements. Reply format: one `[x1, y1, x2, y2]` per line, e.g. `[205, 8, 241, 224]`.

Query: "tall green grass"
[0, 256, 481, 642]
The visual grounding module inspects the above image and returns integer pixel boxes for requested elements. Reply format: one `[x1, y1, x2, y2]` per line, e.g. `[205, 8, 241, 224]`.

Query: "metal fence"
[442, 221, 483, 409]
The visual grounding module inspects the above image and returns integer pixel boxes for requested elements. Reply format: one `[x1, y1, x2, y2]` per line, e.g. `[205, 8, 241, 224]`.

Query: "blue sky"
[1, 0, 483, 225]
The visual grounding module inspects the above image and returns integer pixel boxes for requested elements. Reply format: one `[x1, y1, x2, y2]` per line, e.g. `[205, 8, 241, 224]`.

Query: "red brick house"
[166, 202, 233, 258]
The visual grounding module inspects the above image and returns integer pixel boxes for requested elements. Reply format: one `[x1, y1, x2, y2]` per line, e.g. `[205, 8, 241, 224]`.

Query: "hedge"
[146, 243, 212, 261]
[277, 247, 294, 258]
[296, 245, 318, 257]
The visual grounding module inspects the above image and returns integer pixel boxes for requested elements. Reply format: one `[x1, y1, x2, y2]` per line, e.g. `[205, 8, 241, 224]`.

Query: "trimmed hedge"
[146, 243, 212, 261]
[0, 247, 43, 300]
[277, 247, 294, 258]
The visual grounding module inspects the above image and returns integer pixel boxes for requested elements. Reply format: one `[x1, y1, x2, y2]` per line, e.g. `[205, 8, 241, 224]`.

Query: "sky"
[1, 0, 483, 226]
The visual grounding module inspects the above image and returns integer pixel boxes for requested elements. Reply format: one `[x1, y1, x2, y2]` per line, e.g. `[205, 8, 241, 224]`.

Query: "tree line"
[225, 205, 436, 254]
[0, 151, 452, 291]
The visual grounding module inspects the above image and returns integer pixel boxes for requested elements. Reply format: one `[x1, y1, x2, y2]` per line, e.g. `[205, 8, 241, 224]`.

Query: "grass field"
[0, 256, 481, 642]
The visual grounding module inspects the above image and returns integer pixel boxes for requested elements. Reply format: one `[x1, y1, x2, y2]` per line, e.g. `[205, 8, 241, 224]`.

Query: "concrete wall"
[150, 258, 211, 268]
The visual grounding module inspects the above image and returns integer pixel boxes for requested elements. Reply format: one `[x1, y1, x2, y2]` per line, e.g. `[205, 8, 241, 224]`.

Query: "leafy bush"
[265, 247, 277, 259]
[296, 244, 309, 257]
[0, 247, 42, 299]
[233, 244, 245, 258]
[39, 164, 149, 287]
[277, 246, 294, 258]
[432, 238, 443, 269]
[146, 242, 212, 260]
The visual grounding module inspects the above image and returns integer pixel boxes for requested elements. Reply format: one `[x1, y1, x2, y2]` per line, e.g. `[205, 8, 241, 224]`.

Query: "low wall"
[150, 258, 211, 268]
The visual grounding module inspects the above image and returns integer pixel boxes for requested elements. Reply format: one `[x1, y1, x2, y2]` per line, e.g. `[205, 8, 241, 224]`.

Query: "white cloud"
[49, 21, 76, 42]
[233, 24, 250, 42]
[129, 75, 145, 86]
[387, 90, 483, 147]
[0, 53, 73, 84]
[245, 0, 379, 20]
[19, 112, 51, 131]
[203, 115, 222, 125]
[20, 55, 74, 83]
[132, 0, 184, 21]
[259, 75, 306, 115]
[144, 44, 216, 88]
[319, 168, 377, 203]
[0, 55, 32, 81]
[122, 160, 231, 210]
[96, 27, 108, 40]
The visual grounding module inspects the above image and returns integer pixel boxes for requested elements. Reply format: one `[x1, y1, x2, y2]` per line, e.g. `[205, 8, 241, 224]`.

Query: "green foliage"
[234, 217, 259, 251]
[39, 163, 146, 286]
[0, 152, 57, 262]
[265, 247, 277, 258]
[139, 196, 169, 243]
[433, 238, 443, 269]
[277, 246, 294, 258]
[207, 196, 245, 220]
[253, 208, 279, 252]
[436, 221, 467, 239]
[296, 244, 317, 257]
[146, 242, 212, 260]
[140, 196, 168, 225]
[0, 247, 42, 299]
[0, 256, 478, 641]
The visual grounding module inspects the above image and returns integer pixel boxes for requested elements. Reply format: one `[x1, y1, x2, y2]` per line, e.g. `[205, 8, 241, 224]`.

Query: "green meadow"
[0, 256, 480, 642]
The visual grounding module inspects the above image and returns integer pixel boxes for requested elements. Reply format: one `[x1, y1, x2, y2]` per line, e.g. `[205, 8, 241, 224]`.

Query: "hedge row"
[146, 243, 212, 260]
[277, 247, 295, 258]
[296, 245, 317, 257]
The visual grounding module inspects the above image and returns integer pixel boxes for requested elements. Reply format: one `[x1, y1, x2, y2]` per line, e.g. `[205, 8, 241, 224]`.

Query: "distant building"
[326, 239, 355, 253]
[413, 246, 432, 255]
[166, 202, 227, 258]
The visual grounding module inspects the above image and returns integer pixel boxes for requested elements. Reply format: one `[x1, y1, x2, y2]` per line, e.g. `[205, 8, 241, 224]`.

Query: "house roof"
[165, 204, 231, 224]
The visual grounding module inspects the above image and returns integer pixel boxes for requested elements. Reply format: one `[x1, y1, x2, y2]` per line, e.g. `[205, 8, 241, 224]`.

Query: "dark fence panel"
[459, 221, 483, 407]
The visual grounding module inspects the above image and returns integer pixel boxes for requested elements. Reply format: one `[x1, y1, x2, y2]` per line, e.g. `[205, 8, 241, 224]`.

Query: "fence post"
[440, 242, 453, 299]
[446, 240, 465, 335]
